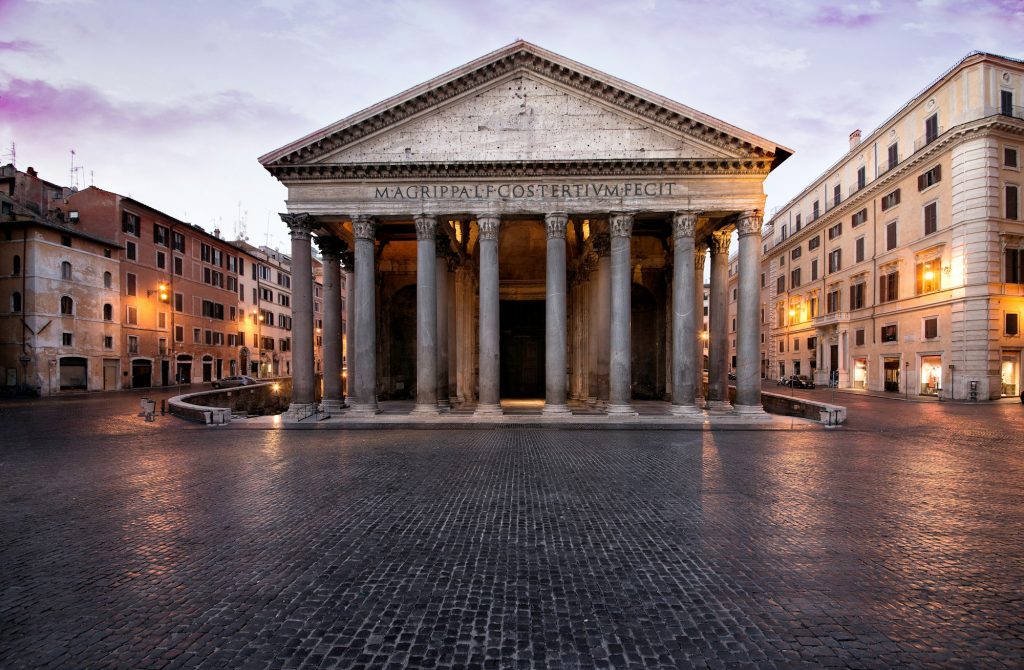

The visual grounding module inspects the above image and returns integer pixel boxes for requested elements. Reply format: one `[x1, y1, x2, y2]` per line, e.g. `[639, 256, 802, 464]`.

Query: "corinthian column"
[543, 212, 571, 416]
[670, 213, 701, 416]
[341, 250, 355, 404]
[412, 214, 439, 415]
[281, 213, 317, 415]
[435, 236, 451, 411]
[735, 211, 767, 415]
[694, 244, 707, 407]
[589, 230, 611, 405]
[351, 216, 380, 414]
[607, 212, 637, 416]
[474, 214, 503, 416]
[707, 229, 733, 412]
[315, 236, 346, 413]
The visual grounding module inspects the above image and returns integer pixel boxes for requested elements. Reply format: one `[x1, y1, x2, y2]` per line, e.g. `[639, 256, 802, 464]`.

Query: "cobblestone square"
[2, 392, 1023, 668]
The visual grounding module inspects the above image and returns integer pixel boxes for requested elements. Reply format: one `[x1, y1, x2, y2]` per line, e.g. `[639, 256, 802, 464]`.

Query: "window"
[200, 243, 211, 263]
[855, 329, 865, 346]
[793, 337, 799, 352]
[126, 273, 137, 296]
[924, 202, 938, 235]
[122, 212, 141, 236]
[103, 271, 112, 288]
[126, 241, 137, 261]
[103, 303, 113, 320]
[778, 255, 785, 268]
[833, 184, 841, 206]
[879, 269, 899, 303]
[887, 143, 899, 170]
[855, 237, 865, 263]
[60, 296, 73, 315]
[1007, 248, 1024, 284]
[808, 235, 820, 250]
[174, 292, 184, 312]
[1001, 90, 1014, 116]
[61, 261, 71, 280]
[925, 113, 939, 145]
[850, 282, 865, 310]
[173, 256, 183, 276]
[826, 287, 841, 314]
[812, 200, 820, 220]
[128, 335, 139, 354]
[159, 338, 168, 355]
[193, 328, 201, 344]
[11, 291, 21, 312]
[158, 312, 167, 329]
[278, 293, 290, 308]
[175, 325, 184, 342]
[760, 273, 765, 288]
[104, 335, 113, 349]
[808, 293, 818, 317]
[156, 251, 166, 270]
[1007, 313, 1020, 336]
[61, 235, 71, 248]
[857, 166, 866, 190]
[791, 246, 802, 260]
[126, 305, 137, 324]
[153, 224, 169, 247]
[852, 208, 868, 227]
[886, 221, 898, 251]
[201, 300, 225, 320]
[918, 164, 941, 191]
[828, 223, 842, 240]
[776, 276, 785, 293]
[881, 324, 898, 342]
[172, 231, 185, 252]
[1006, 147, 1019, 168]
[881, 188, 901, 211]
[828, 249, 842, 273]
[924, 317, 938, 340]
[794, 213, 801, 230]
[916, 260, 939, 294]
[62, 332, 73, 346]
[12, 254, 20, 275]
[790, 268, 801, 288]
[1007, 185, 1019, 220]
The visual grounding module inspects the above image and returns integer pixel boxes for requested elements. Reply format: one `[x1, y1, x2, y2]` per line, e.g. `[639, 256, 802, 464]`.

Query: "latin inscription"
[374, 183, 676, 200]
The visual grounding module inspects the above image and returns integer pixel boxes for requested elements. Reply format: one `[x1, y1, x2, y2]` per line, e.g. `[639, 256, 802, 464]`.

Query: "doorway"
[59, 357, 88, 391]
[131, 359, 152, 388]
[883, 357, 900, 392]
[161, 359, 170, 386]
[500, 300, 545, 398]
[103, 359, 119, 390]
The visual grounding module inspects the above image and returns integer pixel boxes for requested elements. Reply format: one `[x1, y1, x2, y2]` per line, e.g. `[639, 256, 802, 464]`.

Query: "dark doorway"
[131, 359, 152, 388]
[631, 284, 661, 399]
[500, 300, 545, 398]
[59, 357, 88, 391]
[387, 285, 417, 399]
[161, 360, 170, 386]
[884, 357, 901, 392]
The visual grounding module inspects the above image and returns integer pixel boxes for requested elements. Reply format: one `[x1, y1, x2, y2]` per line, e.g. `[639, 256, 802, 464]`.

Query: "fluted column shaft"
[589, 232, 611, 404]
[607, 213, 636, 415]
[671, 213, 700, 414]
[475, 215, 502, 415]
[282, 213, 316, 411]
[736, 211, 765, 411]
[352, 216, 379, 413]
[341, 251, 355, 403]
[436, 237, 451, 410]
[694, 245, 707, 403]
[708, 230, 732, 409]
[316, 237, 345, 411]
[412, 214, 439, 414]
[543, 213, 571, 415]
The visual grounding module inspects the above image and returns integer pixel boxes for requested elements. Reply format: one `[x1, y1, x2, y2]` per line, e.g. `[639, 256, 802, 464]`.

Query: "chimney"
[849, 129, 862, 150]
[27, 167, 37, 177]
[213, 228, 221, 239]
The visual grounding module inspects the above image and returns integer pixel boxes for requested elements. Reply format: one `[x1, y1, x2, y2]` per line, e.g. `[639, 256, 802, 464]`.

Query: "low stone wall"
[169, 378, 291, 424]
[759, 390, 846, 425]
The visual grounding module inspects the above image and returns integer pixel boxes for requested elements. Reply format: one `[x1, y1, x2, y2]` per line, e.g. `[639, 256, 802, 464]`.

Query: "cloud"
[0, 77, 309, 135]
[0, 39, 46, 55]
[811, 2, 884, 27]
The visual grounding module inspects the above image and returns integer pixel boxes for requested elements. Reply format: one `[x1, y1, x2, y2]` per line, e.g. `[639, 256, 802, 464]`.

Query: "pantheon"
[259, 41, 791, 419]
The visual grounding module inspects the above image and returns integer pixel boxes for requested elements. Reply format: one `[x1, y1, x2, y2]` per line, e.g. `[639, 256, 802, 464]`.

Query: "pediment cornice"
[260, 41, 791, 171]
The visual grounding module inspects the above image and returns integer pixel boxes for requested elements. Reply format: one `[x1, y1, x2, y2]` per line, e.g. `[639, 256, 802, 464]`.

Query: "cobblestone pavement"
[2, 391, 1023, 668]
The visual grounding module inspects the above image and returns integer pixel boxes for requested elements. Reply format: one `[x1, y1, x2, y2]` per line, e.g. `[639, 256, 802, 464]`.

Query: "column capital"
[671, 212, 698, 240]
[736, 210, 764, 238]
[544, 212, 569, 239]
[609, 212, 635, 238]
[351, 215, 377, 240]
[694, 246, 707, 272]
[314, 236, 347, 260]
[476, 214, 500, 241]
[414, 213, 437, 241]
[709, 228, 732, 255]
[339, 250, 355, 271]
[281, 212, 318, 239]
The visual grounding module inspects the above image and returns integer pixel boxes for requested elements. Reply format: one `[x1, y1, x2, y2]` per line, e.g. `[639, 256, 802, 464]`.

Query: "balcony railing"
[914, 126, 945, 152]
[813, 311, 849, 327]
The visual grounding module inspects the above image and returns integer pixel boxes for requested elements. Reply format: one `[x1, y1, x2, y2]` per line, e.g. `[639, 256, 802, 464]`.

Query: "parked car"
[776, 376, 792, 386]
[793, 375, 816, 389]
[211, 375, 257, 389]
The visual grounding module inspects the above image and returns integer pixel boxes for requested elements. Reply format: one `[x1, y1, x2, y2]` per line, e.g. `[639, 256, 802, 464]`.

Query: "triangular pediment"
[260, 41, 791, 174]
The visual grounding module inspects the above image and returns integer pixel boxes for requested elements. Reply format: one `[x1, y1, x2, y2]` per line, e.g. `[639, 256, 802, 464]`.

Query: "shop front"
[920, 355, 943, 396]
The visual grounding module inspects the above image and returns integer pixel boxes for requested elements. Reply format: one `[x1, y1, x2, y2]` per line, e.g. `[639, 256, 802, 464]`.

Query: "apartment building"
[1, 175, 122, 395]
[761, 52, 1024, 400]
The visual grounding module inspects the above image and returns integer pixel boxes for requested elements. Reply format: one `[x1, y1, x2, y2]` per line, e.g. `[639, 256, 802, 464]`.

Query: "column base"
[347, 402, 381, 416]
[694, 396, 707, 410]
[706, 400, 734, 414]
[411, 403, 441, 416]
[733, 404, 771, 420]
[541, 403, 573, 417]
[284, 402, 319, 422]
[473, 403, 503, 417]
[669, 403, 704, 417]
[605, 403, 638, 417]
[321, 399, 346, 415]
[437, 399, 451, 413]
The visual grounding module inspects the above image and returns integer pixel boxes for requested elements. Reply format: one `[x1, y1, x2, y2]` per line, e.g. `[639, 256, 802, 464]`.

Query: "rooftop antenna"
[3, 142, 15, 168]
[265, 212, 272, 247]
[69, 149, 85, 190]
[90, 170, 94, 187]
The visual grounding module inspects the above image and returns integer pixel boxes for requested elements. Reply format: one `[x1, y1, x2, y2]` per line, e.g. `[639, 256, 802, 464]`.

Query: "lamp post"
[252, 309, 263, 379]
[905, 360, 910, 401]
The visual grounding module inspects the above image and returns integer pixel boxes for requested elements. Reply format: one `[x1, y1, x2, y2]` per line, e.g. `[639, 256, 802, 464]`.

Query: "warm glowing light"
[700, 330, 709, 341]
[788, 309, 796, 317]
[271, 383, 280, 392]
[582, 220, 591, 240]
[924, 270, 934, 281]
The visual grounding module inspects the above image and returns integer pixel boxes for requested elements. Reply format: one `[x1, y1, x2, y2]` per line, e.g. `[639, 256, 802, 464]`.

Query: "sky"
[2, 0, 1023, 251]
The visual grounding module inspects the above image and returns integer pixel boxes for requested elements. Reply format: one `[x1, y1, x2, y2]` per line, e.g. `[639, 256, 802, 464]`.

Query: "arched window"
[11, 291, 21, 312]
[103, 271, 112, 288]
[103, 303, 113, 321]
[61, 261, 72, 280]
[12, 255, 21, 275]
[60, 296, 73, 315]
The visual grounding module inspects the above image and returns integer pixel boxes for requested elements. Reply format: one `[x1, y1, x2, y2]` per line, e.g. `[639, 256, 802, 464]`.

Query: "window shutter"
[918, 174, 926, 191]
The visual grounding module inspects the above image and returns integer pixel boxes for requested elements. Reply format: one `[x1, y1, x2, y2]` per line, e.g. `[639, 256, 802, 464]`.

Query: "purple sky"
[2, 0, 1023, 250]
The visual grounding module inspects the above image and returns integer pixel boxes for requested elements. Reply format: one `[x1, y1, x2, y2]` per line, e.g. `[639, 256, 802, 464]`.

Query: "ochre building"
[260, 41, 791, 417]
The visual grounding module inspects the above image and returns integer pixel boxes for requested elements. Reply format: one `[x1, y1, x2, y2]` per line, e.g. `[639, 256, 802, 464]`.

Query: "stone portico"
[259, 41, 791, 421]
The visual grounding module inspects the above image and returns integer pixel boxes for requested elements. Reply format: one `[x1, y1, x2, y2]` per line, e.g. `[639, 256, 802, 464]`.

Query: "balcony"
[813, 311, 849, 327]
[914, 126, 945, 152]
